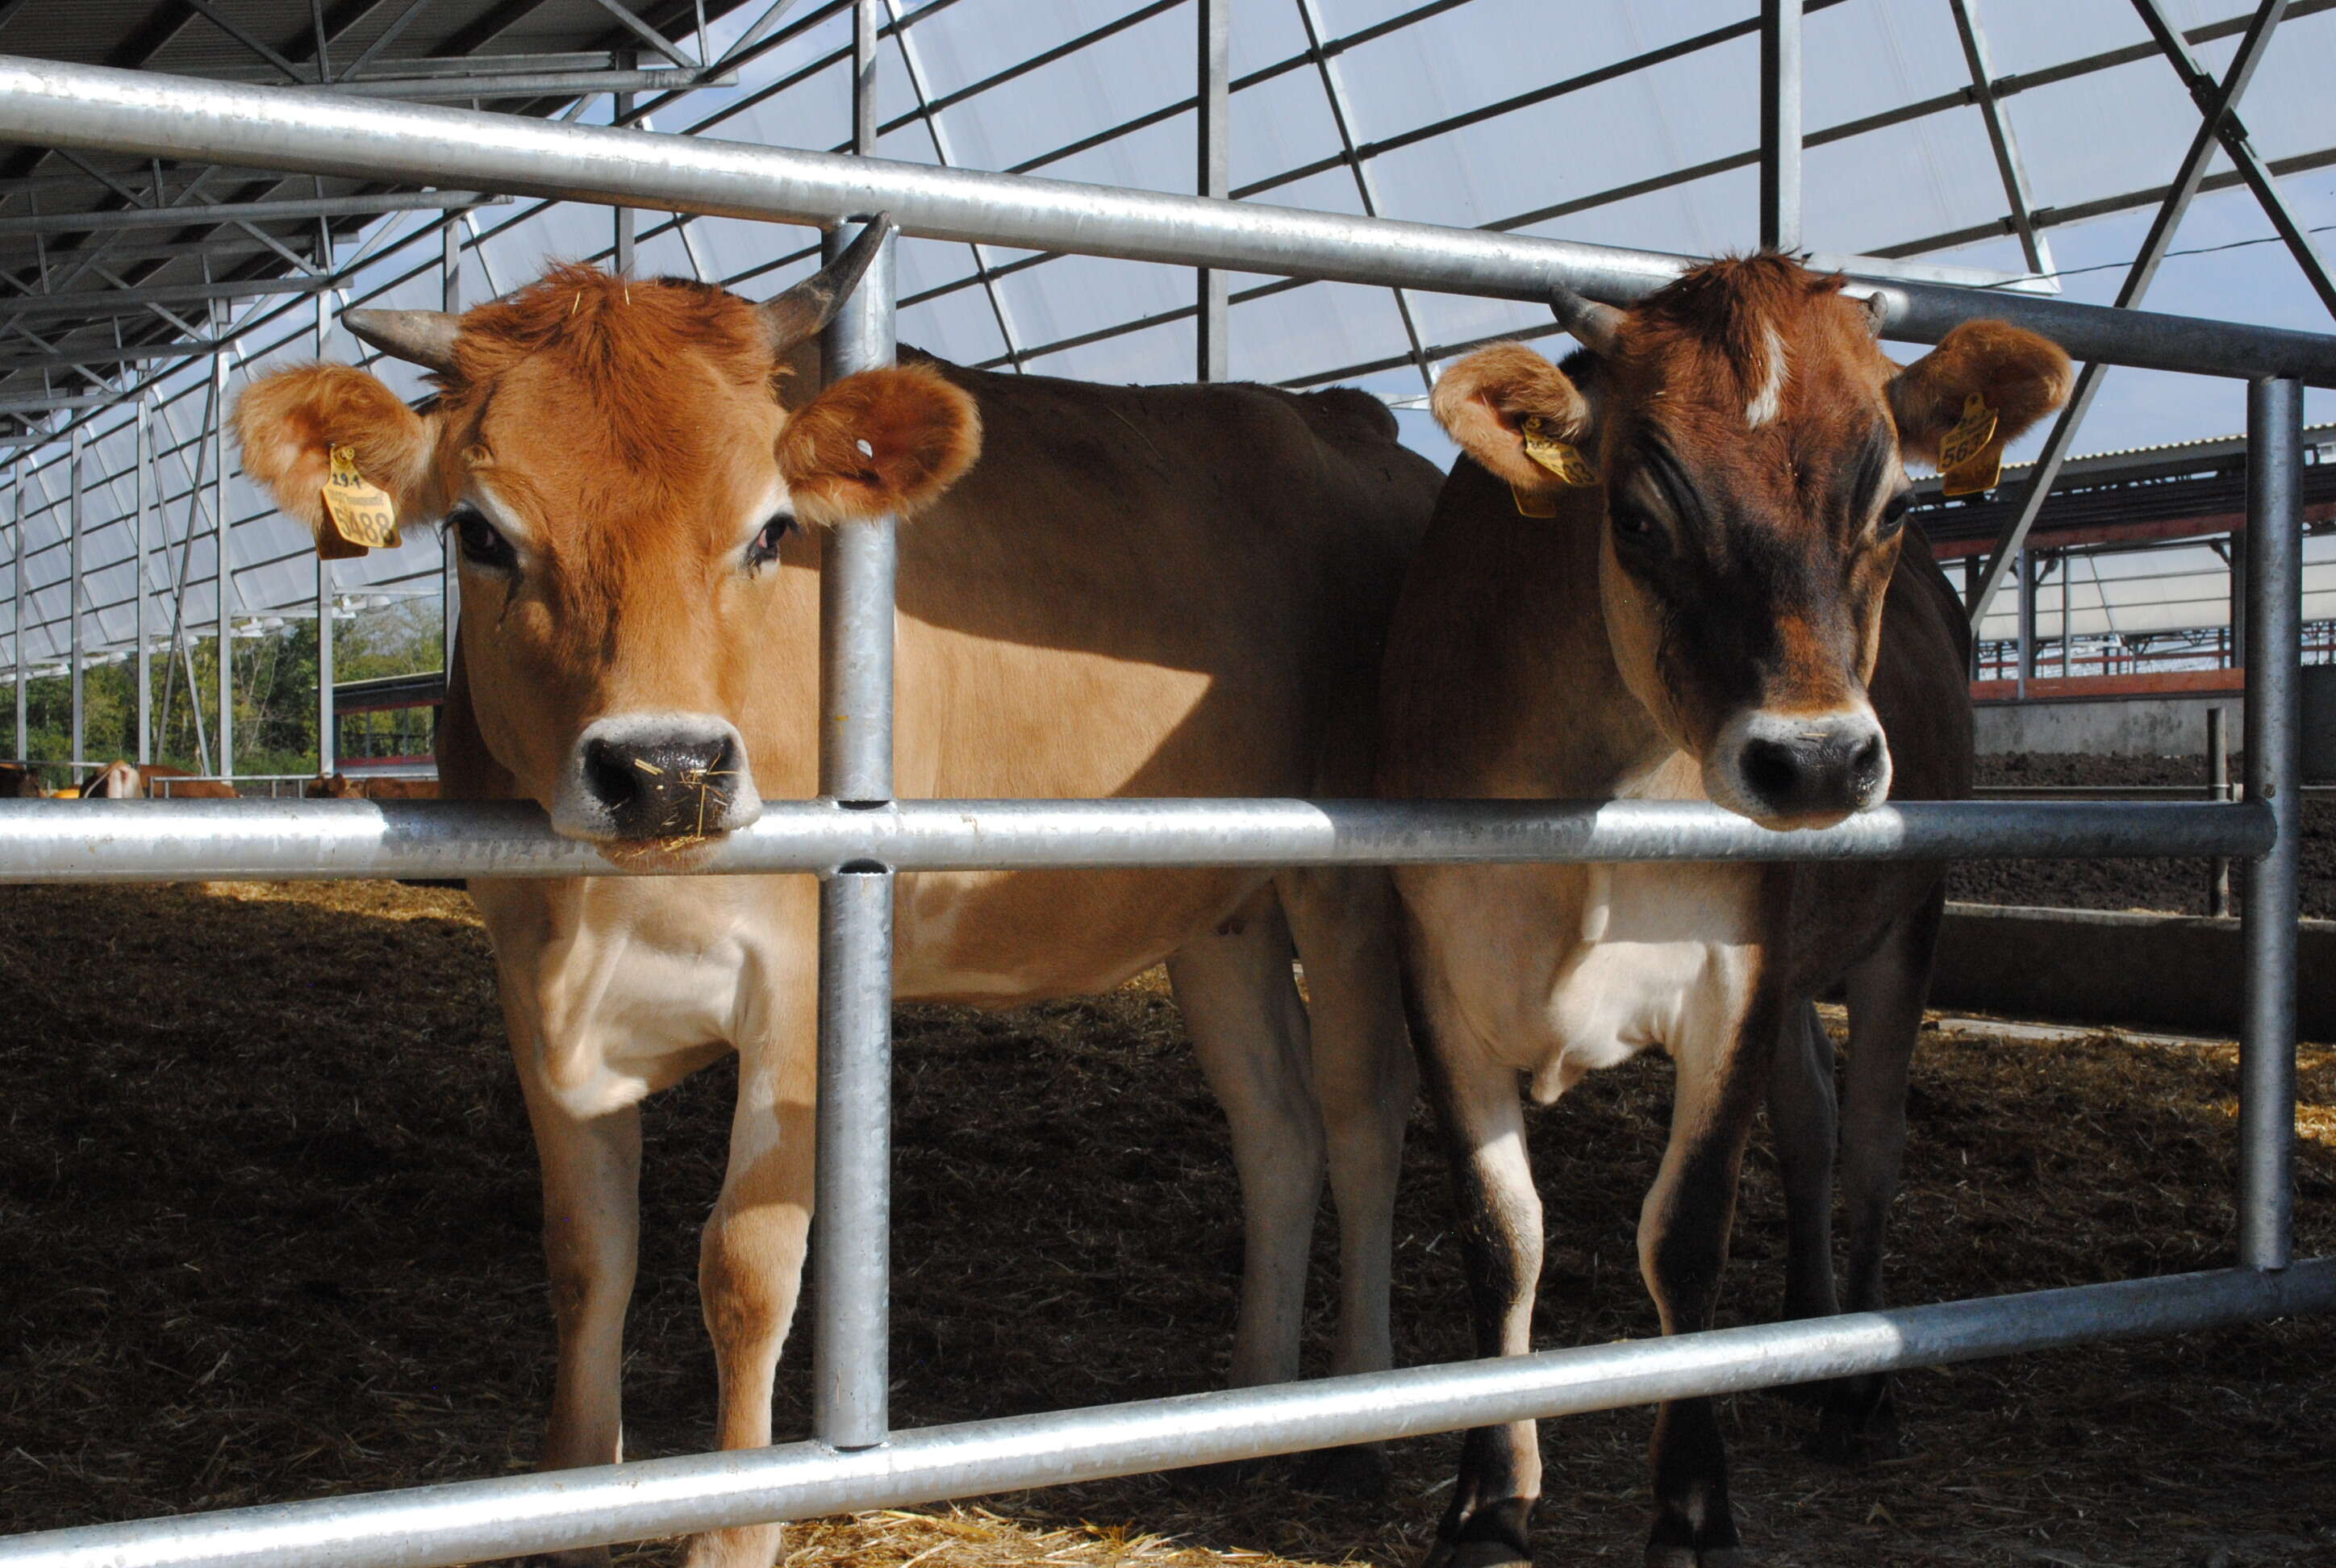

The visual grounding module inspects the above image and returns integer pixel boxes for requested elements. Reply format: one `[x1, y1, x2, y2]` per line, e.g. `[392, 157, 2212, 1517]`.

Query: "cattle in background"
[83, 761, 239, 799]
[307, 773, 439, 799]
[236, 220, 1438, 1566]
[0, 761, 40, 797]
[1380, 255, 2069, 1567]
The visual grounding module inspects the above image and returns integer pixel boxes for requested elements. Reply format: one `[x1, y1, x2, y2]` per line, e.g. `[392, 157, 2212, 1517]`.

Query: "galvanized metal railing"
[0, 27, 2322, 1568]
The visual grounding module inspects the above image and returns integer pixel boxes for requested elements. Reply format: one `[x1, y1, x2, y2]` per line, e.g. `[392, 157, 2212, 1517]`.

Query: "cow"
[0, 761, 39, 797]
[235, 221, 1438, 1567]
[82, 760, 239, 799]
[1379, 254, 2070, 1567]
[307, 772, 440, 799]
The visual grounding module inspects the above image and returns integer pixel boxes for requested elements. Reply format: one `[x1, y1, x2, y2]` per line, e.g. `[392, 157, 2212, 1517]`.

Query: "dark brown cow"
[1380, 255, 2069, 1566]
[307, 773, 440, 799]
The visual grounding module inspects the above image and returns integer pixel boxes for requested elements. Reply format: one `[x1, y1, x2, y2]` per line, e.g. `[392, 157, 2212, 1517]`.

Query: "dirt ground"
[2, 878, 2332, 1568]
[1951, 754, 2336, 920]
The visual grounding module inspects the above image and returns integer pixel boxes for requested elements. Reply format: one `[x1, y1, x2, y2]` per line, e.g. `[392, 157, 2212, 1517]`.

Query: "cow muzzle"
[1706, 706, 1892, 829]
[554, 712, 764, 841]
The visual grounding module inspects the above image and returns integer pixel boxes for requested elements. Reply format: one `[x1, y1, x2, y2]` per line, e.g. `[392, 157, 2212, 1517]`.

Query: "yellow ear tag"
[319, 444, 401, 557]
[1510, 482, 1558, 519]
[1520, 415, 1598, 488]
[1936, 393, 2002, 498]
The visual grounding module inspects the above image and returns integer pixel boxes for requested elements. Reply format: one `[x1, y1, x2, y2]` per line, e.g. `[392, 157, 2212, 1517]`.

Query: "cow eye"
[446, 507, 516, 573]
[745, 513, 797, 575]
[1610, 503, 1661, 547]
[1876, 492, 1912, 540]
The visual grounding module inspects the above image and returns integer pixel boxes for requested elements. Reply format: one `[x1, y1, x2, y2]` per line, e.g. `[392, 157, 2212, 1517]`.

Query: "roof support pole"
[153, 381, 215, 777]
[614, 68, 637, 275]
[1946, 0, 2051, 277]
[2017, 548, 2035, 698]
[879, 0, 1028, 371]
[1962, 0, 2292, 632]
[441, 223, 460, 698]
[315, 276, 332, 779]
[2130, 0, 2336, 320]
[1293, 0, 1433, 390]
[2241, 374, 2301, 1270]
[1759, 0, 1802, 252]
[10, 465, 22, 763]
[1195, 0, 1228, 382]
[135, 397, 150, 765]
[67, 424, 81, 769]
[211, 347, 230, 782]
[813, 0, 897, 1458]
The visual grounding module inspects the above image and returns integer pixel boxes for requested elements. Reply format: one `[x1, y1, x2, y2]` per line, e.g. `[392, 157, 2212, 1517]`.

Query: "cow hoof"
[1292, 1442, 1391, 1499]
[1168, 1457, 1268, 1493]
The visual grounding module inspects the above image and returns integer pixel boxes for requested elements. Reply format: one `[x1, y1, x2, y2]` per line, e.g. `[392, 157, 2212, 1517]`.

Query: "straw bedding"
[1, 878, 2330, 1566]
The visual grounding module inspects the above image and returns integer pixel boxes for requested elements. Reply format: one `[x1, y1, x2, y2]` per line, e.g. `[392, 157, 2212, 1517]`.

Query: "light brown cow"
[1381, 255, 2069, 1567]
[237, 225, 1438, 1566]
[83, 761, 240, 799]
[307, 773, 440, 799]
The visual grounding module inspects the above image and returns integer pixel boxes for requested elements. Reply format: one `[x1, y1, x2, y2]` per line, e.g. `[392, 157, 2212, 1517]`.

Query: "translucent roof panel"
[10, 0, 2336, 670]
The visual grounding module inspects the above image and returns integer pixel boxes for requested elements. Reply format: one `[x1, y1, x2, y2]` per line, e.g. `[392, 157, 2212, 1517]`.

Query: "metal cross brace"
[1961, 0, 2291, 631]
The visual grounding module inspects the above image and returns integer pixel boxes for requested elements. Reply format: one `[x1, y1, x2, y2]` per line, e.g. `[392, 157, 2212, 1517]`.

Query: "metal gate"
[0, 19, 2330, 1568]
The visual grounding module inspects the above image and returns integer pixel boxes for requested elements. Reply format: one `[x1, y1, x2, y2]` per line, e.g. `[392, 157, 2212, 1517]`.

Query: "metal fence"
[0, 11, 2330, 1568]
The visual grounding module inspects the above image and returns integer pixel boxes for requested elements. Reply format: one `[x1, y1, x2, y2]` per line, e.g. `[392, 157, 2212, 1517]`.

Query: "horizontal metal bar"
[0, 276, 333, 317]
[319, 68, 737, 100]
[0, 393, 118, 413]
[0, 190, 507, 238]
[0, 60, 2330, 382]
[0, 1259, 2325, 1568]
[0, 797, 2272, 883]
[0, 343, 227, 370]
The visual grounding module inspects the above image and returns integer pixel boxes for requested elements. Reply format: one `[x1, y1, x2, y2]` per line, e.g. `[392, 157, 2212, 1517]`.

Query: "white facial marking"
[736, 475, 792, 550]
[1745, 320, 1787, 428]
[466, 480, 536, 547]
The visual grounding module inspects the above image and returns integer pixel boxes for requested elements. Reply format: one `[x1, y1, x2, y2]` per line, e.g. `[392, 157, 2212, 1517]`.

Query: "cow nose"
[578, 725, 745, 839]
[1727, 711, 1891, 824]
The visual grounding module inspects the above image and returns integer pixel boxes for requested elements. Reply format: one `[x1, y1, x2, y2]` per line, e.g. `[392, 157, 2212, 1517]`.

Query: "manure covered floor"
[1, 879, 2331, 1567]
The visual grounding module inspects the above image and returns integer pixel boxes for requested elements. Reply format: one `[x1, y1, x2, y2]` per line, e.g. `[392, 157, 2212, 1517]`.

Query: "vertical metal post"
[136, 398, 152, 765]
[614, 69, 637, 275]
[2017, 548, 2036, 697]
[68, 426, 82, 769]
[2209, 705, 2232, 917]
[2240, 376, 2300, 1271]
[2230, 528, 2249, 668]
[315, 286, 334, 778]
[441, 224, 461, 681]
[1759, 0, 1802, 251]
[1195, 0, 1229, 382]
[213, 349, 232, 781]
[9, 463, 21, 762]
[813, 0, 896, 1456]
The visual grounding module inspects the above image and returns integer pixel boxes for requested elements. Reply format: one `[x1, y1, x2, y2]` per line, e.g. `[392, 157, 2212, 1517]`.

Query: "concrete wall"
[1932, 902, 2336, 1040]
[1972, 691, 2239, 757]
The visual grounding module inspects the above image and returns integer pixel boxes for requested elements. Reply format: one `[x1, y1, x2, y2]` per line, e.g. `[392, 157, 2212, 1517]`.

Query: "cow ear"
[234, 363, 448, 544]
[1887, 320, 2072, 466]
[1431, 342, 1593, 494]
[778, 362, 982, 525]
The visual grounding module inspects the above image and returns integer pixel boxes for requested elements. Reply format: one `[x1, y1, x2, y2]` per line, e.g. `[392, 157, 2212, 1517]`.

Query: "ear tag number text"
[1520, 414, 1598, 489]
[1938, 394, 2002, 497]
[320, 444, 402, 557]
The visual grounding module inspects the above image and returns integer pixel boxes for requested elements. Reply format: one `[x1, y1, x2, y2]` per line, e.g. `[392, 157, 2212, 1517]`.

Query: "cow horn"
[342, 308, 462, 374]
[760, 213, 895, 354]
[1547, 280, 1625, 355]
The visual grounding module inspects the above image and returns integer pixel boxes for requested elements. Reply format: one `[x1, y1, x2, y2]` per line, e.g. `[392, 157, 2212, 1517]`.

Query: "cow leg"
[1409, 970, 1541, 1568]
[684, 1020, 818, 1568]
[503, 991, 641, 1568]
[1277, 865, 1416, 1499]
[1641, 1004, 1771, 1568]
[1810, 890, 1941, 1466]
[1164, 891, 1324, 1487]
[1762, 997, 1838, 1412]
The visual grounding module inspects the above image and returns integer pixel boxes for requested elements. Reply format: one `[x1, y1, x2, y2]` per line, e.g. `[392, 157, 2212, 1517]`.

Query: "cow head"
[1433, 255, 2068, 828]
[236, 219, 982, 843]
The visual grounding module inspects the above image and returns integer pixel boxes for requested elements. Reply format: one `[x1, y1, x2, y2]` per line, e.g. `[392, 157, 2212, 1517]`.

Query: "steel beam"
[2242, 377, 2301, 1270]
[1759, 0, 1801, 252]
[1947, 0, 2052, 277]
[2130, 0, 2336, 320]
[211, 349, 229, 782]
[134, 398, 149, 765]
[1195, 0, 1228, 382]
[9, 461, 19, 761]
[65, 425, 79, 766]
[3, 59, 2334, 382]
[0, 275, 334, 320]
[1962, 0, 2292, 630]
[0, 191, 508, 239]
